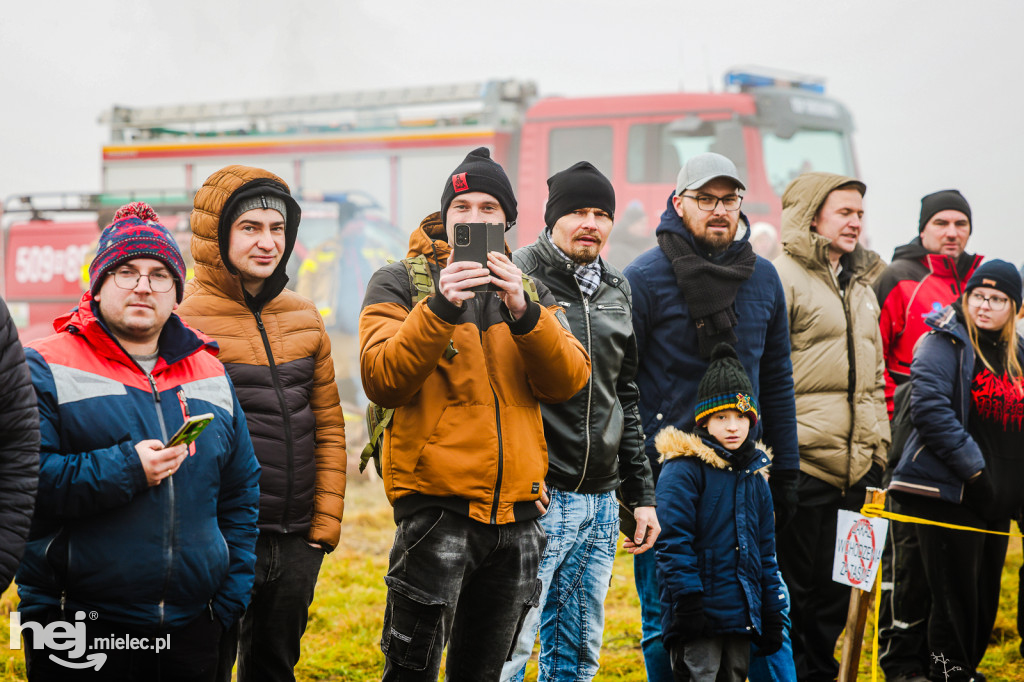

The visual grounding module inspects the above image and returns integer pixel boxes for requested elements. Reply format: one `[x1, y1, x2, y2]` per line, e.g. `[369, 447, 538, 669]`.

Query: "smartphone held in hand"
[165, 413, 215, 448]
[452, 222, 504, 292]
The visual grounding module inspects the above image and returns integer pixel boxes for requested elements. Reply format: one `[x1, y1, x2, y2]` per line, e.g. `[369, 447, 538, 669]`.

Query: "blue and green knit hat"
[694, 342, 759, 426]
[89, 202, 186, 302]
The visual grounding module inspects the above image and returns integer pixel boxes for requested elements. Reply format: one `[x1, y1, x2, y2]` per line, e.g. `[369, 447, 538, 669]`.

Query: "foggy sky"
[1, 0, 1020, 264]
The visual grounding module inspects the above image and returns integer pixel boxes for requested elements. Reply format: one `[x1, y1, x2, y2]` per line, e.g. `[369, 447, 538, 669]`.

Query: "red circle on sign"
[843, 518, 876, 586]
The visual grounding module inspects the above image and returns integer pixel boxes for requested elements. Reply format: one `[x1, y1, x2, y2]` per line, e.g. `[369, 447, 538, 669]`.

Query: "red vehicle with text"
[3, 68, 858, 375]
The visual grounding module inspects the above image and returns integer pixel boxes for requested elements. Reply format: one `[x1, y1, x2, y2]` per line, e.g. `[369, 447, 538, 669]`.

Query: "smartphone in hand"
[165, 413, 215, 448]
[452, 222, 504, 293]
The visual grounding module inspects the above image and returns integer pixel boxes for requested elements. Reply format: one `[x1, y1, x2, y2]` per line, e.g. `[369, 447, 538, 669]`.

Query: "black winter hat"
[440, 147, 517, 230]
[544, 161, 616, 229]
[694, 343, 759, 426]
[965, 259, 1023, 311]
[919, 189, 972, 234]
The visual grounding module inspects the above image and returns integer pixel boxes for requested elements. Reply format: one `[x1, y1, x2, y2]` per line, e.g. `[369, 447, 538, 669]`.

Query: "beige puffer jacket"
[773, 173, 890, 490]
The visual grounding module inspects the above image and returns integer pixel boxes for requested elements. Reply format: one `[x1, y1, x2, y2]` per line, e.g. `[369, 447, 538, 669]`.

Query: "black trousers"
[894, 493, 1008, 682]
[216, 531, 325, 682]
[776, 495, 860, 682]
[877, 494, 931, 679]
[23, 608, 222, 681]
[380, 508, 545, 682]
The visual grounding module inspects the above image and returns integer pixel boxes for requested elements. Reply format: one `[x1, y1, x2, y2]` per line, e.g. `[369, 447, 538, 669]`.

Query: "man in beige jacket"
[772, 172, 891, 682]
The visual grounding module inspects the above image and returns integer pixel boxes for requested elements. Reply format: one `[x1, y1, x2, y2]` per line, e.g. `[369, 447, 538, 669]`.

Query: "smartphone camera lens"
[455, 224, 470, 247]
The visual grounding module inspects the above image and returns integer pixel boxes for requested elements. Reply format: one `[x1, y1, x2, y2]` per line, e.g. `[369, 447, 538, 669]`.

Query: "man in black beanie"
[872, 188, 983, 682]
[359, 148, 591, 681]
[503, 161, 658, 681]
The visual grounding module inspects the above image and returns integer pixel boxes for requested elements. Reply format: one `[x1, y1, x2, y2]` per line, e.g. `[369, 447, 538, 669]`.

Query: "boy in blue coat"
[655, 342, 788, 681]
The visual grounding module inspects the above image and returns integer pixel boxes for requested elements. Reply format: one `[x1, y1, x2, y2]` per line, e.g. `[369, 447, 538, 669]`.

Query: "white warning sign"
[832, 510, 889, 592]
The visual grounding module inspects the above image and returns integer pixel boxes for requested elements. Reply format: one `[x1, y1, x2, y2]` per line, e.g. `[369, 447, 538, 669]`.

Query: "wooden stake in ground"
[837, 487, 887, 682]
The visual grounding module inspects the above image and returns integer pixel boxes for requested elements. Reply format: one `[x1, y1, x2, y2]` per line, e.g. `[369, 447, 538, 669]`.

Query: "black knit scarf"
[657, 231, 757, 359]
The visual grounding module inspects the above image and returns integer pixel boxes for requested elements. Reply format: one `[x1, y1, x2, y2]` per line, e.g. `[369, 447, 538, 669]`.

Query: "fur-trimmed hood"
[655, 425, 772, 473]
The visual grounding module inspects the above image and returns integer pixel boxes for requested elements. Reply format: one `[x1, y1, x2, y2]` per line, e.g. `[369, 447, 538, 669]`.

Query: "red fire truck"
[3, 69, 857, 345]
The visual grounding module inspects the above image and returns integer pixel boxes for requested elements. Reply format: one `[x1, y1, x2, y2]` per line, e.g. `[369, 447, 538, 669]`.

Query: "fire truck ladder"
[100, 79, 538, 141]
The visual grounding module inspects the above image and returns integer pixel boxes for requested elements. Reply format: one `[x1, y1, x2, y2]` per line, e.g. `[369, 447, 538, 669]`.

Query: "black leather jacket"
[514, 235, 655, 509]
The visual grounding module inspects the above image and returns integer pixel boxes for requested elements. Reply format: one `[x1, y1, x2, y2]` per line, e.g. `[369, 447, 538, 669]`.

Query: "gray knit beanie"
[228, 194, 288, 226]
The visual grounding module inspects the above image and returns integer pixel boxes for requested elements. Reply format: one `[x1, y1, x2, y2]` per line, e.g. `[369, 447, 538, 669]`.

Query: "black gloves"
[768, 469, 798, 531]
[753, 607, 785, 656]
[670, 593, 707, 645]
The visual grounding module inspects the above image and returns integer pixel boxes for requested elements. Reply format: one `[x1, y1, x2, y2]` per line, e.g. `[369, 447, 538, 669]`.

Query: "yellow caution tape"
[860, 502, 1024, 538]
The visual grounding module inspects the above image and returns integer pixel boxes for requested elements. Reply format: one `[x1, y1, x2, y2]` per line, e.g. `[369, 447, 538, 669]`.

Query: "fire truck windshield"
[761, 127, 855, 196]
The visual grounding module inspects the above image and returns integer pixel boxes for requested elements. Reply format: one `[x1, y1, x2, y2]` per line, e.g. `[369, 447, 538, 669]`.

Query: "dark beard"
[569, 243, 600, 266]
[683, 214, 733, 254]
[693, 230, 732, 254]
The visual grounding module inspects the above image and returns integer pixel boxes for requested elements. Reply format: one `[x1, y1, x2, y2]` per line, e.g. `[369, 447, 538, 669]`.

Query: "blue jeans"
[502, 489, 619, 682]
[635, 549, 796, 682]
[634, 547, 675, 682]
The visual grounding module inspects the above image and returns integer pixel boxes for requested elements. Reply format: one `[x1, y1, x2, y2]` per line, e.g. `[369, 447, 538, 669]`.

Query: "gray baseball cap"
[676, 153, 746, 195]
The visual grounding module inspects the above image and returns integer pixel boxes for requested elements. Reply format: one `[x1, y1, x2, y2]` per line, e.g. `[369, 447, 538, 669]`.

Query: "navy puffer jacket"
[654, 428, 786, 642]
[890, 304, 1024, 504]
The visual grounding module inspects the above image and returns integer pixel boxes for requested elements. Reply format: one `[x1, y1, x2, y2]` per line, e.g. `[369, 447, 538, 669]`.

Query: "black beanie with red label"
[440, 147, 517, 230]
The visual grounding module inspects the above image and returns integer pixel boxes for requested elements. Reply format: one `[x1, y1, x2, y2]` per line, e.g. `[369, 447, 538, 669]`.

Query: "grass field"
[2, 473, 1022, 681]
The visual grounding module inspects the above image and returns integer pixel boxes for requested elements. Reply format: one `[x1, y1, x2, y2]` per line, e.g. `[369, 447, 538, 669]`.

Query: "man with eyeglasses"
[177, 166, 347, 682]
[623, 152, 800, 681]
[772, 173, 890, 681]
[16, 203, 260, 680]
[872, 190, 983, 682]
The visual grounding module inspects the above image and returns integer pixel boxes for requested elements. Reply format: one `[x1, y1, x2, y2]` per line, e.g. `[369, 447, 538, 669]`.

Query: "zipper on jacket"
[575, 290, 594, 492]
[255, 310, 296, 531]
[842, 292, 857, 494]
[473, 305, 506, 524]
[490, 385, 504, 524]
[148, 372, 174, 627]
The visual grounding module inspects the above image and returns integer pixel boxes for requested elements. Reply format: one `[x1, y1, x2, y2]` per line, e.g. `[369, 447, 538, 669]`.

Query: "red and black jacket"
[872, 238, 982, 417]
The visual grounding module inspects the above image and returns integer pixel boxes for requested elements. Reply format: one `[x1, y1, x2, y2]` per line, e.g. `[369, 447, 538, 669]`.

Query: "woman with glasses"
[889, 259, 1024, 682]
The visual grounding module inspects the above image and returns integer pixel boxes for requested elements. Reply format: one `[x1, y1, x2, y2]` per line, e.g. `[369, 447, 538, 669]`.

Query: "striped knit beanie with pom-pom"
[89, 202, 187, 302]
[694, 342, 759, 427]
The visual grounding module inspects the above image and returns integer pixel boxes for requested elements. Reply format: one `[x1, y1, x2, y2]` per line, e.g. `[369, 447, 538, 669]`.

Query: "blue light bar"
[725, 69, 825, 95]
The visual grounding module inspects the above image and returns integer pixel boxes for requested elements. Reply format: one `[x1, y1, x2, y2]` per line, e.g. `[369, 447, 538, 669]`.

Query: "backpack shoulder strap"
[522, 274, 540, 304]
[401, 255, 435, 306]
[400, 255, 458, 361]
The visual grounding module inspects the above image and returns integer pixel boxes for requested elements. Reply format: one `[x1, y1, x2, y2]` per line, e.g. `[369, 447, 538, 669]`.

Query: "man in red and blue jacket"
[15, 203, 260, 681]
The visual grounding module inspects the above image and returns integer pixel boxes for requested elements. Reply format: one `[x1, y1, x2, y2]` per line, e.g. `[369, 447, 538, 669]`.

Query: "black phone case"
[452, 223, 504, 293]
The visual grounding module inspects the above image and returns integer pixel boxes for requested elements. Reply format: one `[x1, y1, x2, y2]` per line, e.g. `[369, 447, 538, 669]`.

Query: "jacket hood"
[780, 172, 872, 274]
[891, 236, 980, 277]
[407, 211, 513, 266]
[55, 290, 217, 368]
[890, 236, 931, 263]
[190, 165, 302, 310]
[653, 192, 751, 257]
[655, 425, 771, 471]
